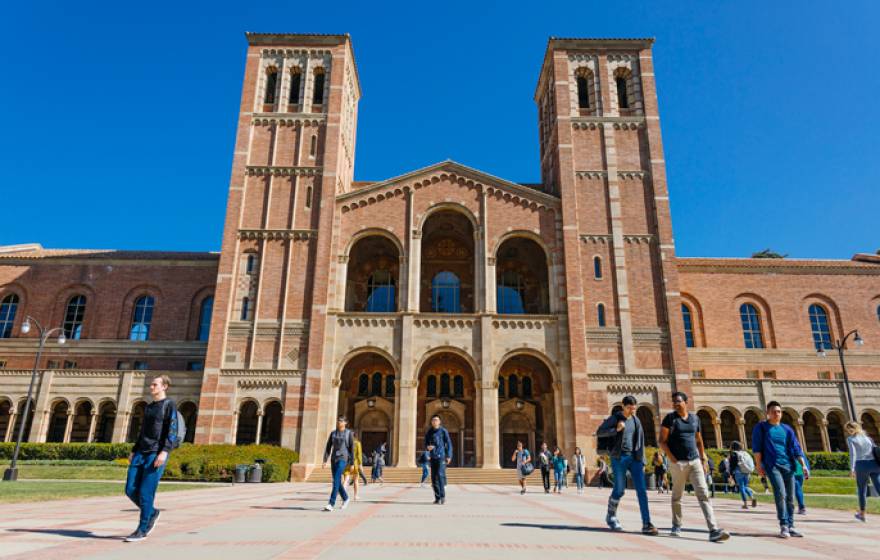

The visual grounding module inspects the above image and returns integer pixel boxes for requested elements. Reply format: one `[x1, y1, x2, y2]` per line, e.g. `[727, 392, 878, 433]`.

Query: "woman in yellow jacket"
[344, 436, 365, 501]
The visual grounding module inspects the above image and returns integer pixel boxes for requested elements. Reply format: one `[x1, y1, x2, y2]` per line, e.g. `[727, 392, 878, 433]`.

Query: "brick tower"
[535, 38, 693, 451]
[196, 33, 361, 456]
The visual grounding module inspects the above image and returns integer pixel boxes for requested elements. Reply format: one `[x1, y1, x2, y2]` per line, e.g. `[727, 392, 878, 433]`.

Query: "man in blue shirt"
[424, 414, 453, 504]
[752, 401, 810, 538]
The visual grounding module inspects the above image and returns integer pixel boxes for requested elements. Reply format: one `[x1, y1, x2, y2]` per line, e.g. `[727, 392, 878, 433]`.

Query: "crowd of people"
[120, 375, 880, 544]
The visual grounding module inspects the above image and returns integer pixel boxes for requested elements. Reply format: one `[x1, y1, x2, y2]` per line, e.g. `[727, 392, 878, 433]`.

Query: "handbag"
[520, 462, 535, 476]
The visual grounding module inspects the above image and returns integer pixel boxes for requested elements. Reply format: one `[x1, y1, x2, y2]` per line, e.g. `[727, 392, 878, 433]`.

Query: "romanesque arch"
[801, 409, 825, 452]
[178, 401, 198, 444]
[69, 400, 94, 443]
[417, 351, 476, 467]
[496, 353, 556, 466]
[494, 235, 550, 314]
[260, 400, 283, 446]
[862, 410, 880, 441]
[826, 410, 846, 452]
[719, 409, 739, 448]
[345, 233, 402, 312]
[337, 350, 397, 463]
[47, 399, 70, 443]
[0, 398, 11, 442]
[420, 209, 475, 313]
[235, 399, 260, 445]
[743, 408, 762, 449]
[697, 408, 717, 448]
[94, 400, 116, 443]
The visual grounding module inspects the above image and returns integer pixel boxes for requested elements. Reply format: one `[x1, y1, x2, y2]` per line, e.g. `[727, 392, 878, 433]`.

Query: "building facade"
[2, 34, 879, 474]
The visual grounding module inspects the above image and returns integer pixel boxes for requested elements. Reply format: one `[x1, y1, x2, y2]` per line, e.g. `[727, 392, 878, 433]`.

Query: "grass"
[714, 491, 880, 514]
[0, 462, 127, 480]
[0, 480, 210, 503]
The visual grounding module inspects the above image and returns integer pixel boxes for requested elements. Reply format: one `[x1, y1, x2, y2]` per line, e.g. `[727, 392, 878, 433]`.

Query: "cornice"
[237, 229, 317, 241]
[571, 116, 645, 130]
[677, 258, 880, 276]
[245, 166, 322, 177]
[251, 113, 325, 127]
[220, 369, 305, 377]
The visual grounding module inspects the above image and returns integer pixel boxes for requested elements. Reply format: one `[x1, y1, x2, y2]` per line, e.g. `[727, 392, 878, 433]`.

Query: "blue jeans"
[734, 471, 754, 502]
[855, 459, 880, 511]
[421, 463, 429, 483]
[554, 469, 564, 491]
[329, 459, 349, 506]
[766, 463, 795, 528]
[794, 474, 805, 509]
[430, 458, 447, 500]
[610, 454, 651, 525]
[575, 472, 585, 490]
[125, 452, 167, 533]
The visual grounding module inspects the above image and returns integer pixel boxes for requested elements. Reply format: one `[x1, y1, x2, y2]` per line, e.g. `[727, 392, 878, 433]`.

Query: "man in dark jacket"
[322, 415, 354, 511]
[424, 414, 453, 504]
[536, 442, 552, 493]
[596, 395, 657, 535]
[124, 374, 179, 542]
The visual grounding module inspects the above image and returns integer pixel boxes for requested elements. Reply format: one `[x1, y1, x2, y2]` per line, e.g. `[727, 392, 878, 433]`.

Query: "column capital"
[477, 380, 498, 390]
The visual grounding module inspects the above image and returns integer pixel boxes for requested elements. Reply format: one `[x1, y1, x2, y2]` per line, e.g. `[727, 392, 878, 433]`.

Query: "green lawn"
[0, 462, 127, 480]
[0, 480, 210, 503]
[714, 492, 880, 514]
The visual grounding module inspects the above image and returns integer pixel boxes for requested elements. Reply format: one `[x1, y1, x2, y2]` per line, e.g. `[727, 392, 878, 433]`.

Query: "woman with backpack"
[552, 447, 566, 493]
[845, 421, 880, 522]
[728, 441, 757, 509]
[512, 441, 532, 495]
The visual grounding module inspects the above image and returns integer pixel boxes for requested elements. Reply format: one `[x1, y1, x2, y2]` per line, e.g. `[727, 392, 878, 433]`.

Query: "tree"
[751, 248, 787, 259]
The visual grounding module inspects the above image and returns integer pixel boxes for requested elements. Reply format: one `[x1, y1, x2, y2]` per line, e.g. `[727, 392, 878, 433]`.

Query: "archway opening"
[338, 352, 396, 464]
[637, 406, 657, 447]
[826, 411, 846, 452]
[95, 402, 116, 443]
[260, 401, 283, 446]
[47, 401, 69, 443]
[0, 399, 11, 442]
[418, 352, 476, 467]
[127, 402, 146, 443]
[802, 411, 824, 452]
[743, 410, 761, 449]
[720, 410, 738, 448]
[862, 412, 880, 442]
[497, 354, 555, 467]
[70, 401, 93, 443]
[179, 401, 198, 444]
[346, 235, 400, 312]
[697, 410, 716, 448]
[12, 399, 35, 443]
[236, 401, 259, 445]
[420, 210, 475, 313]
[495, 237, 549, 314]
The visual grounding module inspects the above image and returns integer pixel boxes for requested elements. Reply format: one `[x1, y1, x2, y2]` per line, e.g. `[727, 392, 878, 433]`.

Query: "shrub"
[806, 452, 849, 471]
[0, 443, 132, 461]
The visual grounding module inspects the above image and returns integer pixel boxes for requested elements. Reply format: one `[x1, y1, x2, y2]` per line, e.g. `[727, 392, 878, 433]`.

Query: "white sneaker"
[323, 504, 334, 511]
[341, 499, 350, 510]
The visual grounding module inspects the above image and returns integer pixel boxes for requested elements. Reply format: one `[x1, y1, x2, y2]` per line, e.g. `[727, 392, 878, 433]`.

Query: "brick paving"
[0, 482, 874, 559]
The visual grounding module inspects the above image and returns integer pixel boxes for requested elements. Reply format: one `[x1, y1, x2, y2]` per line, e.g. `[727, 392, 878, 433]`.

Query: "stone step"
[305, 466, 523, 484]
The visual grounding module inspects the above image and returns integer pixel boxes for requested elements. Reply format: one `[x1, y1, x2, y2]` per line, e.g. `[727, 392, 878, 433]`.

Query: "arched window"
[522, 376, 533, 398]
[366, 269, 396, 312]
[427, 375, 437, 397]
[497, 270, 525, 314]
[740, 303, 764, 349]
[357, 373, 369, 396]
[129, 296, 154, 341]
[597, 303, 607, 327]
[264, 68, 278, 104]
[508, 374, 519, 397]
[289, 68, 302, 105]
[240, 297, 250, 321]
[309, 135, 317, 158]
[312, 68, 325, 105]
[385, 375, 395, 397]
[681, 303, 695, 348]
[440, 373, 451, 397]
[498, 376, 505, 398]
[809, 304, 833, 351]
[877, 304, 880, 323]
[63, 295, 86, 340]
[615, 76, 629, 109]
[305, 184, 313, 207]
[431, 271, 460, 313]
[0, 294, 20, 338]
[576, 74, 590, 109]
[246, 254, 256, 274]
[593, 256, 603, 279]
[197, 296, 213, 341]
[371, 372, 382, 396]
[453, 375, 463, 397]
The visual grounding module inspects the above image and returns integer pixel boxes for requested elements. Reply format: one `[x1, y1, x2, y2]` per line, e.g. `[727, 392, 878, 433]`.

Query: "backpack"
[164, 400, 185, 450]
[736, 450, 755, 474]
[596, 415, 619, 453]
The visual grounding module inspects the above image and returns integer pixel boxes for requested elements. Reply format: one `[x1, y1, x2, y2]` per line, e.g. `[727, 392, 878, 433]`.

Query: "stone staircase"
[305, 467, 522, 485]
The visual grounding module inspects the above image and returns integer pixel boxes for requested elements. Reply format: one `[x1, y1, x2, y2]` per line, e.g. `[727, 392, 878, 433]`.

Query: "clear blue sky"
[2, 1, 877, 258]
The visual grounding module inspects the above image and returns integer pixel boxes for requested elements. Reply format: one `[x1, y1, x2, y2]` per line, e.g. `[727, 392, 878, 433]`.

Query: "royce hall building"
[2, 34, 879, 477]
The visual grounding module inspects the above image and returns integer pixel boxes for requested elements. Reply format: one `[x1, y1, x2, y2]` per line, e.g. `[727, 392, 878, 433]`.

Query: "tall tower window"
[240, 297, 250, 321]
[63, 295, 87, 340]
[305, 185, 313, 208]
[576, 69, 591, 109]
[264, 67, 278, 105]
[615, 76, 629, 109]
[0, 294, 20, 338]
[246, 254, 256, 274]
[129, 296, 155, 341]
[597, 303, 607, 327]
[682, 303, 695, 348]
[808, 304, 833, 351]
[312, 68, 325, 106]
[309, 134, 317, 157]
[431, 271, 461, 313]
[289, 68, 302, 106]
[740, 303, 764, 349]
[197, 296, 213, 342]
[593, 256, 603, 279]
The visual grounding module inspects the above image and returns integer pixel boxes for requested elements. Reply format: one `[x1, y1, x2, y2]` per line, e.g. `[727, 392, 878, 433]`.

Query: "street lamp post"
[818, 329, 864, 423]
[2, 316, 65, 482]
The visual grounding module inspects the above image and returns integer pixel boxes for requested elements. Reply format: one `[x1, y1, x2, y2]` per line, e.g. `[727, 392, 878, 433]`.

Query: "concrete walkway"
[0, 482, 874, 559]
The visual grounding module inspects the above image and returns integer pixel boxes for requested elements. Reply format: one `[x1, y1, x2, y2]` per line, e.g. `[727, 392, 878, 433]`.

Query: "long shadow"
[10, 529, 119, 540]
[502, 522, 628, 534]
[251, 506, 313, 511]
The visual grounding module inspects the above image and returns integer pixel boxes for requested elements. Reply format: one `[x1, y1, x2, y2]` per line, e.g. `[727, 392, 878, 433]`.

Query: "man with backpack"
[729, 441, 758, 509]
[424, 414, 453, 504]
[124, 374, 181, 542]
[659, 392, 730, 542]
[536, 442, 552, 493]
[596, 395, 658, 535]
[322, 415, 354, 511]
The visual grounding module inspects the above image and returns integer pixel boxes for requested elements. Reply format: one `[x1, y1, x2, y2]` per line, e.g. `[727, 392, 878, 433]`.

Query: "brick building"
[1, 34, 879, 473]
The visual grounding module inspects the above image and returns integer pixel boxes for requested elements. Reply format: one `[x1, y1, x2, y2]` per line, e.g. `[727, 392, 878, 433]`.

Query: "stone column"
[737, 419, 747, 446]
[406, 191, 421, 312]
[5, 410, 17, 442]
[87, 410, 98, 443]
[231, 411, 240, 444]
[479, 381, 500, 468]
[255, 411, 264, 445]
[474, 228, 484, 312]
[396, 380, 418, 467]
[63, 410, 75, 443]
[819, 419, 831, 452]
[795, 420, 807, 451]
[712, 419, 723, 449]
[112, 371, 135, 443]
[30, 370, 55, 442]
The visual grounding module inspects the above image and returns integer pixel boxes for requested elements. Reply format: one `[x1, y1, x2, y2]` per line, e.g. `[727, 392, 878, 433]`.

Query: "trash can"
[247, 462, 263, 483]
[234, 464, 249, 483]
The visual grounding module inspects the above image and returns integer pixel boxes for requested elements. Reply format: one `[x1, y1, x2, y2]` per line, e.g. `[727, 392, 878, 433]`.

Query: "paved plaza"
[0, 481, 875, 559]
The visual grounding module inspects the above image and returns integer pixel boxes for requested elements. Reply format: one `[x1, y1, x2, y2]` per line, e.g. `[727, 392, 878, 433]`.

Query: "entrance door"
[447, 431, 461, 467]
[361, 431, 388, 464]
[501, 433, 528, 468]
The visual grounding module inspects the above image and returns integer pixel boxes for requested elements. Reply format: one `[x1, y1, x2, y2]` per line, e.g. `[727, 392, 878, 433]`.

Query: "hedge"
[0, 443, 299, 483]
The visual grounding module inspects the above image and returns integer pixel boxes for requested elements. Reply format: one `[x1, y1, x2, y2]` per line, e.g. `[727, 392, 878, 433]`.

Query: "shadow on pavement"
[10, 529, 119, 540]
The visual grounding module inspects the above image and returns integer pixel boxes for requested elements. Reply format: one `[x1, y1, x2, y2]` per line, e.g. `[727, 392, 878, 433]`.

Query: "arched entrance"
[0, 399, 11, 442]
[826, 411, 846, 452]
[862, 411, 880, 441]
[127, 402, 146, 443]
[720, 410, 738, 447]
[346, 235, 401, 312]
[637, 406, 658, 447]
[497, 354, 555, 467]
[236, 401, 259, 445]
[743, 410, 761, 449]
[495, 236, 550, 314]
[697, 409, 716, 448]
[802, 410, 824, 452]
[94, 402, 116, 443]
[12, 398, 34, 443]
[338, 351, 396, 464]
[418, 352, 476, 467]
[179, 401, 198, 444]
[47, 401, 69, 443]
[420, 210, 475, 313]
[259, 401, 282, 446]
[70, 401, 93, 442]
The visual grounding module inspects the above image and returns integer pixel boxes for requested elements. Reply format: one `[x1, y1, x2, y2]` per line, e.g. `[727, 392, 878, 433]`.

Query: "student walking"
[752, 401, 810, 538]
[123, 375, 180, 542]
[845, 421, 880, 522]
[794, 455, 809, 515]
[706, 454, 716, 498]
[653, 451, 668, 494]
[536, 442, 552, 493]
[424, 414, 453, 504]
[659, 392, 730, 542]
[418, 450, 430, 487]
[572, 447, 586, 494]
[728, 441, 758, 509]
[370, 444, 386, 485]
[344, 435, 364, 501]
[596, 457, 610, 489]
[596, 395, 657, 535]
[552, 447, 566, 493]
[321, 416, 353, 512]
[718, 454, 730, 494]
[512, 441, 532, 494]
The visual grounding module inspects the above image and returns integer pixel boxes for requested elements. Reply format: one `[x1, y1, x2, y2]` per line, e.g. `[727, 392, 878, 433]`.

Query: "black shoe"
[641, 523, 658, 536]
[145, 509, 160, 536]
[709, 529, 730, 542]
[124, 530, 148, 543]
[440, 498, 445, 505]
[433, 499, 440, 504]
